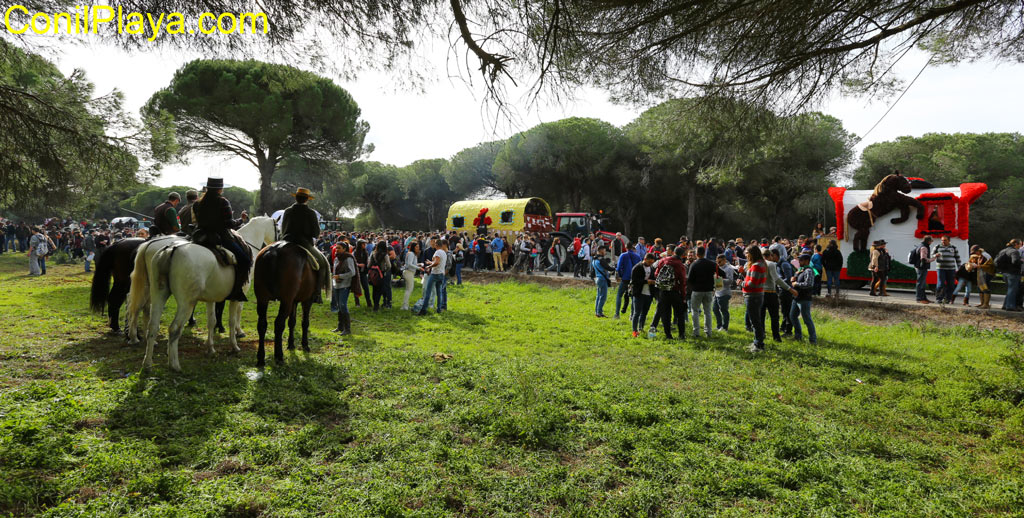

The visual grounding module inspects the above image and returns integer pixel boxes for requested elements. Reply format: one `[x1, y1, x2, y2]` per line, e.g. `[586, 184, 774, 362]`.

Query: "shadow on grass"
[104, 360, 248, 466]
[248, 356, 352, 429]
[694, 332, 920, 383]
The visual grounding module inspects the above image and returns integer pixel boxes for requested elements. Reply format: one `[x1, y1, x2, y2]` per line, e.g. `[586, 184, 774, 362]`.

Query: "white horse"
[126, 216, 277, 371]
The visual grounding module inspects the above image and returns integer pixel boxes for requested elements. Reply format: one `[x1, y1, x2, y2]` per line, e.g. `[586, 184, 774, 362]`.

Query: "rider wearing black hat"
[193, 177, 250, 301]
[281, 187, 330, 302]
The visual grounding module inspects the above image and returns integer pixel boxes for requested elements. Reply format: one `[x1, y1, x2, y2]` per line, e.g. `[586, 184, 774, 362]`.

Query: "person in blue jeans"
[789, 253, 818, 344]
[418, 237, 448, 315]
[997, 240, 1022, 311]
[614, 243, 641, 319]
[592, 245, 613, 317]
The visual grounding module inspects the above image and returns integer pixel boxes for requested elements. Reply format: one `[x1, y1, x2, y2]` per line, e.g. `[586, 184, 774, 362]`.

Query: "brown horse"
[846, 173, 925, 251]
[253, 243, 320, 367]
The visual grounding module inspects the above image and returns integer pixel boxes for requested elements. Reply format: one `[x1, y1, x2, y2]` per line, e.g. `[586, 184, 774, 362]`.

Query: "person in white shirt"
[401, 242, 421, 310]
[417, 237, 448, 315]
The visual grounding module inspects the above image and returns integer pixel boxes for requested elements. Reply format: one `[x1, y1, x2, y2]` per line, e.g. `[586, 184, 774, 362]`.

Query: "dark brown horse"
[90, 236, 228, 336]
[253, 243, 320, 367]
[90, 238, 145, 333]
[846, 173, 924, 251]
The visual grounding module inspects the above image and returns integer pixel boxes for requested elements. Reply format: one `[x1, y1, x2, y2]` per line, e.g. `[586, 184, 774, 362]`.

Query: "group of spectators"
[2, 216, 145, 276]
[582, 234, 830, 352]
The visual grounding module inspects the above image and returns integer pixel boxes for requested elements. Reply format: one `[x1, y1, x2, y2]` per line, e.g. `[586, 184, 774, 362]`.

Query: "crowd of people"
[10, 195, 1024, 353]
[0, 216, 149, 276]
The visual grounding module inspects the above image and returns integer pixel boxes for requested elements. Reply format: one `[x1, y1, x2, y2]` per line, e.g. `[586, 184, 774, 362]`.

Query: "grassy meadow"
[1, 253, 1023, 517]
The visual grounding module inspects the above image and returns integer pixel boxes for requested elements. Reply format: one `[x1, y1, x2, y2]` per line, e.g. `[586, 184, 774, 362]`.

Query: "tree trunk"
[256, 148, 277, 215]
[686, 187, 696, 239]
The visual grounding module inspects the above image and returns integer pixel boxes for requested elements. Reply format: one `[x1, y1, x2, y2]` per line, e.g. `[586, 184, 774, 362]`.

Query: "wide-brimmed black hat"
[203, 177, 229, 189]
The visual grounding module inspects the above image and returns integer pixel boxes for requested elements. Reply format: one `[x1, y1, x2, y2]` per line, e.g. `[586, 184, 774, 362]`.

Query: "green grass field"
[1, 253, 1023, 517]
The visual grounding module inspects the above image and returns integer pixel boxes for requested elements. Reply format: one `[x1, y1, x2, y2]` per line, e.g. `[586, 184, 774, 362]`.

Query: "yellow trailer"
[446, 198, 553, 233]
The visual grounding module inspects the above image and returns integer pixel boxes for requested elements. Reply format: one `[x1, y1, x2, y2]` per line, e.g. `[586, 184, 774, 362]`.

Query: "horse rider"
[177, 189, 200, 236]
[281, 187, 330, 302]
[192, 177, 251, 301]
[151, 192, 181, 237]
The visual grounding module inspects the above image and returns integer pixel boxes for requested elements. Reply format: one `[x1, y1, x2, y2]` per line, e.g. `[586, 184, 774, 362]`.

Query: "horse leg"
[228, 301, 241, 353]
[287, 301, 298, 350]
[167, 297, 192, 371]
[108, 283, 126, 332]
[274, 299, 291, 364]
[205, 303, 218, 354]
[256, 300, 269, 368]
[215, 301, 226, 333]
[233, 302, 246, 339]
[142, 290, 167, 370]
[301, 300, 312, 351]
[890, 204, 911, 225]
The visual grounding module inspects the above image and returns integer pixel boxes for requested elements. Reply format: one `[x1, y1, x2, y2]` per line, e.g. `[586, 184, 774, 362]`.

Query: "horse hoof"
[187, 319, 196, 327]
[303, 346, 310, 353]
[236, 331, 246, 339]
[275, 358, 284, 365]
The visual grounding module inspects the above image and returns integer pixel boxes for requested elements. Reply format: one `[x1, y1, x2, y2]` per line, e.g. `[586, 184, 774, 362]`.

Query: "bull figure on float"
[845, 171, 925, 251]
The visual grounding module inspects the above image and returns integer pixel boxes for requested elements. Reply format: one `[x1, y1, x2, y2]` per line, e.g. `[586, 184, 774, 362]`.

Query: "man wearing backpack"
[913, 236, 935, 304]
[614, 242, 642, 320]
[648, 246, 687, 339]
[28, 226, 48, 276]
[995, 239, 1022, 311]
[592, 245, 615, 317]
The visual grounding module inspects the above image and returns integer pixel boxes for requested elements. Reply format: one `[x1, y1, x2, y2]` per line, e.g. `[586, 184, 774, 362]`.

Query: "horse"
[252, 243, 322, 367]
[89, 237, 145, 333]
[846, 173, 924, 251]
[126, 216, 277, 371]
[89, 236, 233, 338]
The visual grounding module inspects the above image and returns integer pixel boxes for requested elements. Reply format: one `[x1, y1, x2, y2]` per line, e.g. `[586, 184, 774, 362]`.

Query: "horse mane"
[872, 174, 897, 198]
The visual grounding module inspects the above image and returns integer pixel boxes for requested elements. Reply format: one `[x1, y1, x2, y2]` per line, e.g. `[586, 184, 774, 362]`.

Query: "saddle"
[267, 241, 321, 271]
[191, 230, 247, 267]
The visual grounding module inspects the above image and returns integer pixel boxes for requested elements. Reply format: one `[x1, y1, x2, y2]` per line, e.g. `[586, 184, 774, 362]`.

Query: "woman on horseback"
[192, 177, 250, 301]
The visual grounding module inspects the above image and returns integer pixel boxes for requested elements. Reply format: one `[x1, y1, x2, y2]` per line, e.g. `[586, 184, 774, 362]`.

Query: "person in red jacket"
[648, 246, 688, 339]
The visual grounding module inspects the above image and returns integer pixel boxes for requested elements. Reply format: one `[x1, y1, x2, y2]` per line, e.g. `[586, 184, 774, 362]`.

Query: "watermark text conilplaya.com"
[5, 4, 269, 41]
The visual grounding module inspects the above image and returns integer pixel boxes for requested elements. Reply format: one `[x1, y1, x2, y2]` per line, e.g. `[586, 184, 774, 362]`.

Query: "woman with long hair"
[741, 244, 768, 352]
[368, 239, 391, 311]
[353, 239, 370, 309]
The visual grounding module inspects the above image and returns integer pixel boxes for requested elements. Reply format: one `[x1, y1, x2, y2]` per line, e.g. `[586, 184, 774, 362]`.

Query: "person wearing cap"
[151, 192, 181, 236]
[789, 253, 818, 344]
[178, 189, 200, 236]
[193, 177, 250, 301]
[281, 187, 330, 302]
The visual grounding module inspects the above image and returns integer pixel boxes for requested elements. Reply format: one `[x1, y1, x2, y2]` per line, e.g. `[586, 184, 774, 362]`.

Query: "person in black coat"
[193, 177, 249, 301]
[629, 253, 658, 337]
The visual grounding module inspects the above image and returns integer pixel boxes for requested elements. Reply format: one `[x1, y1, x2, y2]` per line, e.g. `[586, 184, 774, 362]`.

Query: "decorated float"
[446, 198, 553, 234]
[828, 173, 987, 284]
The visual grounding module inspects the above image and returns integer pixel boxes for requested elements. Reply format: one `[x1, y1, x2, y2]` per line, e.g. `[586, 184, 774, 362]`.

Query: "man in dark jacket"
[686, 246, 718, 338]
[177, 189, 200, 236]
[821, 240, 844, 297]
[151, 192, 181, 236]
[282, 187, 330, 303]
[630, 253, 657, 337]
[193, 177, 250, 301]
[996, 239, 1022, 311]
[650, 246, 687, 339]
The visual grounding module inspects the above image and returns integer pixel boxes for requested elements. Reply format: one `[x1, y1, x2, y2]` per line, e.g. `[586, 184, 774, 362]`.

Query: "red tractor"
[552, 211, 628, 249]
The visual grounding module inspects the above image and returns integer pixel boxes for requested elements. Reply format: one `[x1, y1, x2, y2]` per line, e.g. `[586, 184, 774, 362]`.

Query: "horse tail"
[254, 246, 280, 300]
[153, 245, 180, 290]
[843, 210, 850, 242]
[89, 246, 116, 313]
[127, 241, 152, 319]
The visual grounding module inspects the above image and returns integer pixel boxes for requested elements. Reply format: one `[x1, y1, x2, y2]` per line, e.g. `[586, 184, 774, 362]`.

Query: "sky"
[51, 40, 1024, 191]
